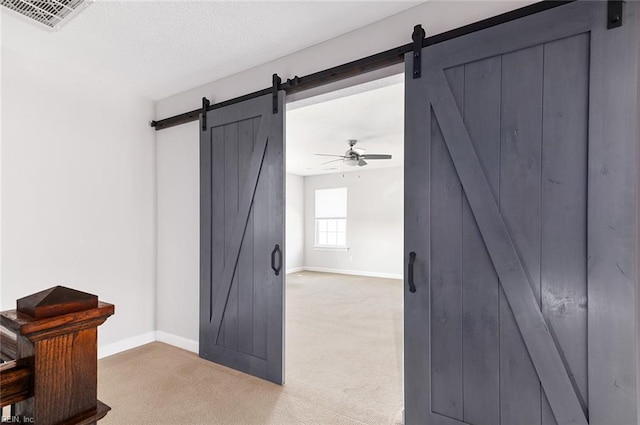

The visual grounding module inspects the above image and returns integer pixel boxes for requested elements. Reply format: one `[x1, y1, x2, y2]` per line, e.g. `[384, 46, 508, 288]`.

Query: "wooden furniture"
[0, 286, 114, 425]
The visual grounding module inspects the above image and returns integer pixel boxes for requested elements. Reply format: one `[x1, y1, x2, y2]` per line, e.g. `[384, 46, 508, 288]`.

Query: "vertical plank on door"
[588, 2, 640, 424]
[541, 33, 590, 425]
[461, 55, 501, 425]
[266, 91, 285, 383]
[252, 116, 268, 360]
[499, 44, 543, 425]
[211, 126, 226, 342]
[199, 123, 213, 350]
[403, 50, 433, 425]
[430, 65, 463, 421]
[238, 118, 256, 355]
[223, 122, 239, 350]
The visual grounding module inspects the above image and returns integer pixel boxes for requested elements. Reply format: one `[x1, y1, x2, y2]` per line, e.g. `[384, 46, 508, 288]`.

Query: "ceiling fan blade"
[314, 154, 347, 158]
[321, 158, 344, 165]
[362, 154, 392, 160]
[358, 158, 367, 166]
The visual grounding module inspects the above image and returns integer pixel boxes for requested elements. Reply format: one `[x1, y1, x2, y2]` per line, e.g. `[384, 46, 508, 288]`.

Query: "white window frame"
[315, 217, 348, 249]
[314, 188, 348, 249]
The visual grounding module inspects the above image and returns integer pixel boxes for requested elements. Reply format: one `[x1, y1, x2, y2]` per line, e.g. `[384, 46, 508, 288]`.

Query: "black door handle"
[408, 252, 417, 293]
[271, 244, 282, 276]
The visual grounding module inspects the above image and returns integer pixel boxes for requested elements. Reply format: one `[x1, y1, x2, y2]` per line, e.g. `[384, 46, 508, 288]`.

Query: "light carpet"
[98, 271, 404, 425]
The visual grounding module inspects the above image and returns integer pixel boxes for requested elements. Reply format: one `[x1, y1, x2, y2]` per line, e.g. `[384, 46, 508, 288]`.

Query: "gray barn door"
[405, 2, 639, 425]
[200, 92, 285, 384]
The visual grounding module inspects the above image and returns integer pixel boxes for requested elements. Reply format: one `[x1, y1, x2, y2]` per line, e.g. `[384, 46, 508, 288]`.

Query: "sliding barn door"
[200, 92, 285, 384]
[405, 2, 639, 425]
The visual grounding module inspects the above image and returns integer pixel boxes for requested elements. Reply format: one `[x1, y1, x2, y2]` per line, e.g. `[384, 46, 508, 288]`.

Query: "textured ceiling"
[0, 1, 420, 100]
[286, 74, 403, 176]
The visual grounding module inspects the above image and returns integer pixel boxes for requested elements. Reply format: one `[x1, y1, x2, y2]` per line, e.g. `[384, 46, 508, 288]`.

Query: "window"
[315, 187, 347, 248]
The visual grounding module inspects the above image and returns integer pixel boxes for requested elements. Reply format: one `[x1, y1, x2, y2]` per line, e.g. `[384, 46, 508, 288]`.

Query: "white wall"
[304, 168, 403, 278]
[155, 122, 200, 342]
[155, 1, 534, 343]
[286, 173, 304, 272]
[0, 46, 157, 351]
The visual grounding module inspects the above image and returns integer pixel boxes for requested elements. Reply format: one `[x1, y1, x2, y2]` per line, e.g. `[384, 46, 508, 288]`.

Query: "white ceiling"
[0, 1, 421, 100]
[286, 74, 403, 176]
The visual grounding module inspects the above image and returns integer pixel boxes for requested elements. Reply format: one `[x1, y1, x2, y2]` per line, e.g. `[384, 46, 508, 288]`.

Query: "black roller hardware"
[408, 252, 417, 293]
[272, 74, 281, 114]
[607, 0, 623, 29]
[271, 244, 282, 276]
[201, 97, 210, 131]
[412, 25, 426, 79]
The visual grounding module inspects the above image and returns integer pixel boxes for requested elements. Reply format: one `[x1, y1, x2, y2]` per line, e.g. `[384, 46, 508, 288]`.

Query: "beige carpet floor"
[98, 271, 404, 425]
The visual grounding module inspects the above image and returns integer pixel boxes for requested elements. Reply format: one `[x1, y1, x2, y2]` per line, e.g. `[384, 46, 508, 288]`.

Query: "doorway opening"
[284, 73, 405, 424]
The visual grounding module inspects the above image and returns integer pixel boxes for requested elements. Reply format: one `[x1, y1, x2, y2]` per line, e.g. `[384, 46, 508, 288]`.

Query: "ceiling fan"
[315, 139, 392, 167]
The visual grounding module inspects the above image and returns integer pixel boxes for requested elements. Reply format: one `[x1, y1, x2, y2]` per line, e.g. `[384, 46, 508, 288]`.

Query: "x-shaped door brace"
[427, 69, 587, 425]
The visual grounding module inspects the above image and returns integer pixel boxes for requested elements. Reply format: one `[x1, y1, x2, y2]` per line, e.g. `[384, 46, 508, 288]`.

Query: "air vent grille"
[1, 0, 89, 30]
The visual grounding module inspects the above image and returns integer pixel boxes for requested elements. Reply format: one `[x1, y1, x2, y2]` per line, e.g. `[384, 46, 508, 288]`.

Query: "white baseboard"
[98, 331, 156, 359]
[98, 331, 199, 359]
[286, 266, 304, 274]
[156, 331, 199, 354]
[302, 266, 403, 280]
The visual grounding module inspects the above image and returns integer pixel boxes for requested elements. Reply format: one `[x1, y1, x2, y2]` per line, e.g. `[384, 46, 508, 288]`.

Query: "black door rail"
[151, 0, 601, 131]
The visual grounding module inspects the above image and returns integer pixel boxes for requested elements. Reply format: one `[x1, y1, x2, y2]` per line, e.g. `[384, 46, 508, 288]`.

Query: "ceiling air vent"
[1, 0, 91, 31]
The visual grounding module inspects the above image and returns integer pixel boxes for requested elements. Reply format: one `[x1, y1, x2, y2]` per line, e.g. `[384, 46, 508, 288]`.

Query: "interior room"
[284, 75, 405, 423]
[1, 1, 639, 425]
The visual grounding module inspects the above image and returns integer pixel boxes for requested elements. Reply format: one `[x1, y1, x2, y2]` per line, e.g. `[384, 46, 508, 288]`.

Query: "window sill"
[314, 246, 350, 252]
